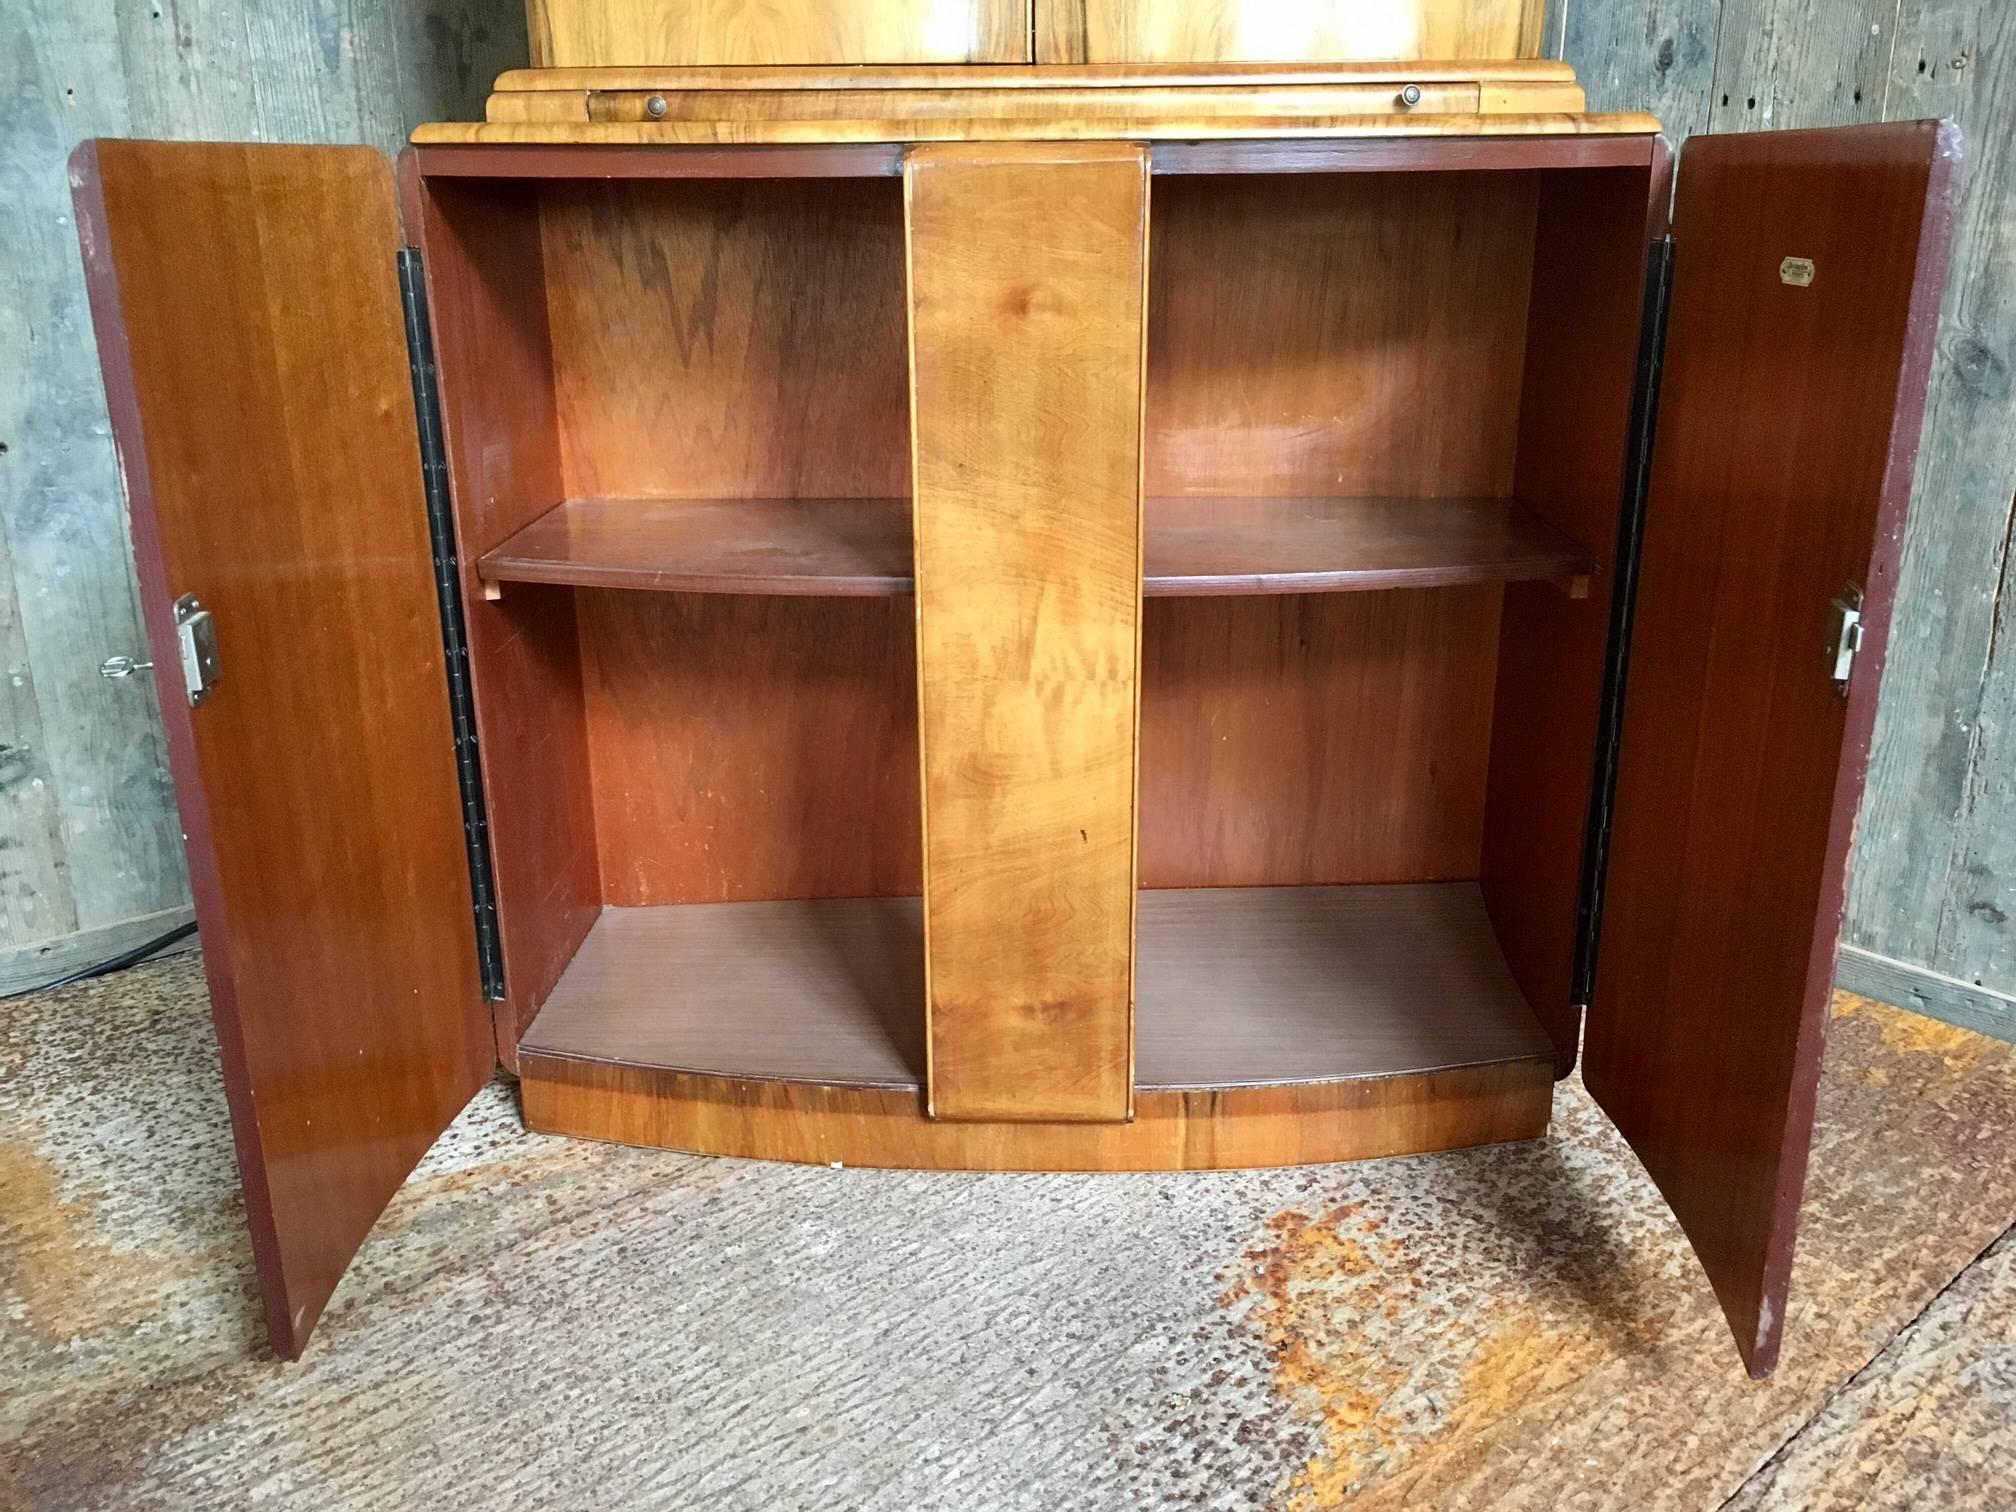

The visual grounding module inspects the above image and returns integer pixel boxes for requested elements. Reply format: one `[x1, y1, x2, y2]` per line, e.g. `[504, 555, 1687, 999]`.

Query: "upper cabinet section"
[521, 0, 1550, 70]
[1038, 0, 1545, 64]
[525, 0, 1035, 67]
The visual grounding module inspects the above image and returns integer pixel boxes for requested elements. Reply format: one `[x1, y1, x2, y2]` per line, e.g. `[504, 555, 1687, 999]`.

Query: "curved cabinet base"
[517, 1053, 1553, 1171]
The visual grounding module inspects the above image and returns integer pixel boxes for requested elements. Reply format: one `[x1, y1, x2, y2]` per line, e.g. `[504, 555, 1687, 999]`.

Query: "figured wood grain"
[1139, 588, 1500, 889]
[515, 884, 1555, 1169]
[475, 494, 1593, 597]
[906, 143, 1148, 1124]
[576, 591, 920, 905]
[482, 497, 914, 595]
[537, 178, 910, 502]
[408, 172, 602, 1063]
[1036, 0, 1547, 64]
[70, 142, 492, 1359]
[578, 83, 1488, 123]
[519, 884, 1552, 1087]
[489, 62, 1585, 90]
[409, 113, 1664, 146]
[524, 0, 1030, 68]
[1144, 171, 1538, 499]
[519, 1054, 1552, 1170]
[1586, 122, 1960, 1378]
[1479, 157, 1668, 1071]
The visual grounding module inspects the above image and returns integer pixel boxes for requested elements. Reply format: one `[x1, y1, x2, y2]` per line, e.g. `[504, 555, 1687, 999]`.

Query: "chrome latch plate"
[1827, 584, 1864, 698]
[175, 593, 220, 707]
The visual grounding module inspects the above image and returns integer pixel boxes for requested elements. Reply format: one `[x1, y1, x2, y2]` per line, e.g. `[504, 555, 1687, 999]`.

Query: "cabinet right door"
[1586, 120, 1961, 1377]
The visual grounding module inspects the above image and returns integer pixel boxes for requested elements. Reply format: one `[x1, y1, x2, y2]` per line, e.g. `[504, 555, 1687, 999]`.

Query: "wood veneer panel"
[537, 178, 910, 503]
[576, 591, 920, 905]
[520, 1054, 1551, 1170]
[518, 885, 1551, 1090]
[1480, 159, 1667, 1072]
[525, 0, 1031, 68]
[483, 497, 914, 595]
[581, 83, 1485, 124]
[412, 114, 1662, 148]
[520, 889, 1557, 1173]
[410, 172, 602, 1062]
[71, 143, 492, 1359]
[490, 63, 1585, 90]
[516, 887, 1555, 1169]
[477, 494, 1592, 597]
[906, 143, 1148, 1124]
[1139, 588, 1500, 889]
[1586, 122, 1960, 1377]
[1144, 171, 1537, 500]
[1145, 495, 1591, 594]
[1037, 0, 1546, 64]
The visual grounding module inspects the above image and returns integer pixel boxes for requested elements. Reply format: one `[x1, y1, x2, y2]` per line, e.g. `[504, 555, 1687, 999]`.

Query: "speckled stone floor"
[2, 955, 2013, 1510]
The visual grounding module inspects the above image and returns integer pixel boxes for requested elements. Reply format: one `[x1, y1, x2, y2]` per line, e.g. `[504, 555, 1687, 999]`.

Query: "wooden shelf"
[518, 883, 1555, 1091]
[478, 495, 1595, 598]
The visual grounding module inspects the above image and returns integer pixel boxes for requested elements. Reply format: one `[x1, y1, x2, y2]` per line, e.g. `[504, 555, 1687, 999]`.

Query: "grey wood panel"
[1559, 0, 1723, 137]
[521, 886, 1555, 1091]
[1874, 2, 2016, 1000]
[2, 0, 158, 952]
[0, 0, 522, 986]
[1703, 0, 1900, 132]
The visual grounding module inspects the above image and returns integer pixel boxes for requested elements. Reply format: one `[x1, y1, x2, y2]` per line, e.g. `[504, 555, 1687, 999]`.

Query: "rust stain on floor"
[1211, 992, 2016, 1510]
[3, 962, 2013, 1510]
[0, 1145, 165, 1343]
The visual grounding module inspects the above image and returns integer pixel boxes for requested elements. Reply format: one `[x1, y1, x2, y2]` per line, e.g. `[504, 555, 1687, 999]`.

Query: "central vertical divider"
[904, 142, 1150, 1123]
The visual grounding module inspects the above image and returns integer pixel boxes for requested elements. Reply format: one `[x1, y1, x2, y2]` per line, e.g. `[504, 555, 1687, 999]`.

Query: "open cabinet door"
[71, 142, 494, 1358]
[1585, 121, 1960, 1376]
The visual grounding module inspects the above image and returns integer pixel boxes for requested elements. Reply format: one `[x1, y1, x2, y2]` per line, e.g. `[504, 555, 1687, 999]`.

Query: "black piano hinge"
[397, 249, 506, 1003]
[1572, 235, 1675, 1008]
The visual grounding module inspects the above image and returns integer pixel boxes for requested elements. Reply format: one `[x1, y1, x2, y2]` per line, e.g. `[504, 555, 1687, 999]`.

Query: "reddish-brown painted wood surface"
[1140, 587, 1500, 889]
[576, 591, 921, 905]
[71, 142, 493, 1359]
[407, 171, 603, 1063]
[1478, 156, 1666, 1070]
[475, 493, 1592, 597]
[1586, 121, 1960, 1377]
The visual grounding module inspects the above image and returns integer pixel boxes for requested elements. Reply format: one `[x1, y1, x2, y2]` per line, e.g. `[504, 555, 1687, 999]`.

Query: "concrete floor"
[2, 955, 2013, 1510]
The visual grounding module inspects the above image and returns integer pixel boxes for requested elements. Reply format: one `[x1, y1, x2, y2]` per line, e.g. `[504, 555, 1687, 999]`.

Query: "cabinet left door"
[71, 141, 495, 1359]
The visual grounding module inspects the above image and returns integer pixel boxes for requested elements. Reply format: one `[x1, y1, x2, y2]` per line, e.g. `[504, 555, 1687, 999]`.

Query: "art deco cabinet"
[70, 46, 1957, 1374]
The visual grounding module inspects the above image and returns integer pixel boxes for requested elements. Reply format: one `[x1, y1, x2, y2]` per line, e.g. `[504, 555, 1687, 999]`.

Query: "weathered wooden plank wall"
[1561, 0, 2016, 1039]
[0, 1, 524, 994]
[3, 0, 2011, 1035]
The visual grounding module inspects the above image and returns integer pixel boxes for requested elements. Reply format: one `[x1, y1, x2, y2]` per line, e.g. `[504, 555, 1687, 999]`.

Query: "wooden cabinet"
[526, 0, 1033, 67]
[519, 0, 1549, 67]
[1037, 0, 1546, 64]
[70, 73, 1958, 1375]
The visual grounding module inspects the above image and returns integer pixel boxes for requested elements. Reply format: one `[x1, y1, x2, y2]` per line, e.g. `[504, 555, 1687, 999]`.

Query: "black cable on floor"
[35, 920, 199, 994]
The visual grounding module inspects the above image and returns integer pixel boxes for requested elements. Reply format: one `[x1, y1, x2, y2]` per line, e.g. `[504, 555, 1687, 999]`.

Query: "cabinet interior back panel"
[1139, 586, 1501, 889]
[578, 590, 921, 906]
[537, 178, 912, 502]
[1145, 170, 1538, 500]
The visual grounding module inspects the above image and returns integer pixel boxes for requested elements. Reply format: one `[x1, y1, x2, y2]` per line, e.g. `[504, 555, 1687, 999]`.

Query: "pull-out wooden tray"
[516, 883, 1557, 1170]
[413, 60, 1658, 146]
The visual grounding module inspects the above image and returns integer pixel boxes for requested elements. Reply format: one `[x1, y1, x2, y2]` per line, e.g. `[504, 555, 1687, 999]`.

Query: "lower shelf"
[517, 883, 1557, 1170]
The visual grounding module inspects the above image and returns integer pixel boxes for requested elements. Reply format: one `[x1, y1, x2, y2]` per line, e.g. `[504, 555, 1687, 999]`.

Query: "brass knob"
[1398, 84, 1424, 107]
[645, 94, 669, 119]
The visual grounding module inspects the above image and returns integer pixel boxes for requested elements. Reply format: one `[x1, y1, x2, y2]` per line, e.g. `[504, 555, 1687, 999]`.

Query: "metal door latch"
[174, 594, 220, 706]
[1827, 585, 1864, 697]
[100, 594, 218, 706]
